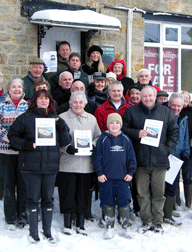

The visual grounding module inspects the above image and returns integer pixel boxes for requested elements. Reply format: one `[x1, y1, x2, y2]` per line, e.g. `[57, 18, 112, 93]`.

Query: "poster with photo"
[74, 130, 92, 156]
[35, 118, 56, 146]
[140, 119, 163, 147]
[43, 51, 57, 73]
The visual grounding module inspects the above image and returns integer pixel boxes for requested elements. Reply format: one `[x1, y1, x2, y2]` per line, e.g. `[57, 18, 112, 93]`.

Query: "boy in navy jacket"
[93, 113, 137, 239]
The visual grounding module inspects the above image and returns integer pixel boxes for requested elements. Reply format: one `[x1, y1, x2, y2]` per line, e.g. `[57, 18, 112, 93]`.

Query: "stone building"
[0, 0, 192, 93]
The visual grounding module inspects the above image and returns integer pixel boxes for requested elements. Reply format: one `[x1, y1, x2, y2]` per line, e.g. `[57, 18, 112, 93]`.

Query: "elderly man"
[94, 80, 130, 132]
[22, 57, 45, 100]
[137, 69, 161, 92]
[57, 41, 72, 73]
[163, 93, 190, 226]
[57, 79, 97, 115]
[157, 90, 169, 104]
[52, 71, 73, 106]
[122, 86, 179, 233]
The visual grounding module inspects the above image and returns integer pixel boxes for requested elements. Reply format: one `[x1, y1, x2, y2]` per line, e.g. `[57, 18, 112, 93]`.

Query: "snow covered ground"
[0, 183, 192, 252]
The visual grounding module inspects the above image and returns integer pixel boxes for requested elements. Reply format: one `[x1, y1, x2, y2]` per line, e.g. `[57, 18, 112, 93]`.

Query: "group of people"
[0, 41, 192, 243]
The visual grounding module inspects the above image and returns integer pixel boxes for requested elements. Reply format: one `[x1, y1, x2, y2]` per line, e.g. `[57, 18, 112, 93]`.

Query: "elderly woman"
[82, 45, 107, 82]
[0, 78, 28, 228]
[108, 59, 134, 96]
[127, 83, 142, 106]
[8, 89, 71, 243]
[58, 91, 101, 236]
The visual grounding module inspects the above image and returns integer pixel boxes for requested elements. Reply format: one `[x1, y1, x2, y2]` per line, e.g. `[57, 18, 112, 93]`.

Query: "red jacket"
[94, 98, 130, 132]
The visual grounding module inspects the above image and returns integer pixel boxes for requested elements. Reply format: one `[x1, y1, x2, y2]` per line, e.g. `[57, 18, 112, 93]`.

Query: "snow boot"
[103, 205, 115, 240]
[42, 207, 56, 244]
[76, 214, 87, 236]
[64, 213, 73, 235]
[119, 205, 132, 238]
[85, 191, 94, 222]
[27, 208, 40, 243]
[184, 184, 192, 209]
[163, 195, 182, 226]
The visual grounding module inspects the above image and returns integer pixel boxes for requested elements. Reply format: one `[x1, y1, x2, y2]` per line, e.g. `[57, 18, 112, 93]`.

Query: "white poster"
[43, 51, 57, 73]
[35, 118, 56, 146]
[140, 119, 163, 147]
[165, 154, 184, 185]
[74, 130, 92, 156]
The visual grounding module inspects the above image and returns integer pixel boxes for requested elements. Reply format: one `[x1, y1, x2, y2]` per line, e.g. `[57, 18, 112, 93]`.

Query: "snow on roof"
[30, 9, 121, 31]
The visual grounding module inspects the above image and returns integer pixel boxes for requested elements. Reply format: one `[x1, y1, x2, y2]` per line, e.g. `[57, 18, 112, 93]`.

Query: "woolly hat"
[106, 72, 117, 80]
[30, 57, 45, 65]
[107, 113, 123, 128]
[87, 45, 103, 57]
[129, 83, 142, 95]
[157, 90, 169, 97]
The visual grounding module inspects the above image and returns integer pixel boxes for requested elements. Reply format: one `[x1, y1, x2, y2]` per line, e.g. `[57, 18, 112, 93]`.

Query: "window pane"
[165, 28, 178, 42]
[144, 47, 160, 87]
[181, 27, 192, 45]
[145, 23, 160, 43]
[163, 48, 178, 92]
[181, 49, 192, 92]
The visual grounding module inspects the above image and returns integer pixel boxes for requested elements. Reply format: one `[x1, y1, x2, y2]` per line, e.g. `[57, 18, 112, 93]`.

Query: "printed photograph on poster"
[74, 130, 92, 156]
[140, 119, 163, 147]
[35, 118, 56, 146]
[43, 51, 57, 73]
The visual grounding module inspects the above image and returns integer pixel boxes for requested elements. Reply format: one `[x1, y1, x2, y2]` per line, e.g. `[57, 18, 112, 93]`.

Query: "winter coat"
[59, 108, 101, 174]
[108, 59, 134, 96]
[94, 98, 130, 132]
[0, 95, 28, 154]
[93, 131, 137, 179]
[122, 102, 179, 169]
[8, 108, 71, 174]
[82, 61, 99, 76]
[86, 88, 109, 107]
[57, 55, 69, 73]
[172, 114, 190, 159]
[52, 86, 71, 106]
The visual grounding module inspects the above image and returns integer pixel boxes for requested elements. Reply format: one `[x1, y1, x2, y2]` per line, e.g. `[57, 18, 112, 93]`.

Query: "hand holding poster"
[74, 130, 92, 156]
[140, 119, 163, 147]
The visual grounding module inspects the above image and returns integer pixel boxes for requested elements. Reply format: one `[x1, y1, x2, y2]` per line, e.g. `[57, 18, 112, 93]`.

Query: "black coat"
[121, 76, 134, 96]
[8, 108, 71, 174]
[122, 102, 179, 169]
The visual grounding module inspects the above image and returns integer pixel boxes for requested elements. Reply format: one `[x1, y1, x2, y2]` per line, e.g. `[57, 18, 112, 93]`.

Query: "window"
[144, 22, 192, 92]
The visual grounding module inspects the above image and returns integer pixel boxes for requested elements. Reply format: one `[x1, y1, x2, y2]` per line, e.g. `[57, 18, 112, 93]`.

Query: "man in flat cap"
[156, 90, 169, 105]
[22, 57, 45, 100]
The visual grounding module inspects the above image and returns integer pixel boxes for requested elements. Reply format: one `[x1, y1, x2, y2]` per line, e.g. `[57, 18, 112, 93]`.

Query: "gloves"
[66, 145, 78, 155]
[24, 141, 34, 151]
[56, 118, 65, 131]
[87, 82, 95, 97]
[8, 145, 19, 151]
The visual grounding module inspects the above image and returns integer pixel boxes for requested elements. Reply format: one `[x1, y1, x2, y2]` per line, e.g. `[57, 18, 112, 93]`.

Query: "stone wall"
[0, 0, 192, 88]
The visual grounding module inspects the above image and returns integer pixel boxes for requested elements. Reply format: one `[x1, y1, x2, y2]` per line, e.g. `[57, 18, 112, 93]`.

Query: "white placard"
[165, 154, 184, 185]
[35, 118, 56, 146]
[74, 130, 92, 156]
[140, 119, 163, 147]
[43, 51, 57, 73]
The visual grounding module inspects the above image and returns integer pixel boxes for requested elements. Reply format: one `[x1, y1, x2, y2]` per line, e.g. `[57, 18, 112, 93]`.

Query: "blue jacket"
[93, 131, 137, 179]
[172, 115, 190, 159]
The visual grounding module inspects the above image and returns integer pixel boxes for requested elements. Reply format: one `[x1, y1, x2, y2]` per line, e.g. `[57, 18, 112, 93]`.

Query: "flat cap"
[157, 90, 169, 97]
[93, 72, 106, 80]
[30, 57, 45, 65]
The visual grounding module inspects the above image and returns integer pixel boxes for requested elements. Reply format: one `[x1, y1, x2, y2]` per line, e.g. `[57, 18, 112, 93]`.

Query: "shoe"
[141, 223, 153, 233]
[76, 227, 87, 236]
[153, 224, 164, 233]
[28, 235, 40, 243]
[103, 226, 115, 240]
[43, 232, 57, 244]
[63, 227, 73, 235]
[163, 217, 182, 226]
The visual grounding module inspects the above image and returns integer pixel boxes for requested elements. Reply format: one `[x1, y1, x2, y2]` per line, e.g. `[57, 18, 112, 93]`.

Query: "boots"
[76, 214, 87, 236]
[85, 191, 94, 221]
[163, 195, 182, 226]
[42, 207, 56, 243]
[103, 205, 115, 240]
[184, 184, 192, 209]
[119, 206, 132, 239]
[64, 213, 73, 235]
[27, 208, 40, 243]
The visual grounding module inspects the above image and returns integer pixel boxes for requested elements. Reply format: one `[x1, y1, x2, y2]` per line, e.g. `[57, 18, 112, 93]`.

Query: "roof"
[30, 9, 121, 31]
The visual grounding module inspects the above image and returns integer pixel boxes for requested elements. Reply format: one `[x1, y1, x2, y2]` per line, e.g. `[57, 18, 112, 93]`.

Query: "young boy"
[93, 113, 137, 239]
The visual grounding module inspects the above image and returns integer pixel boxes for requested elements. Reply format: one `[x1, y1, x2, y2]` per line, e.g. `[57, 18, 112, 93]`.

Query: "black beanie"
[87, 45, 103, 57]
